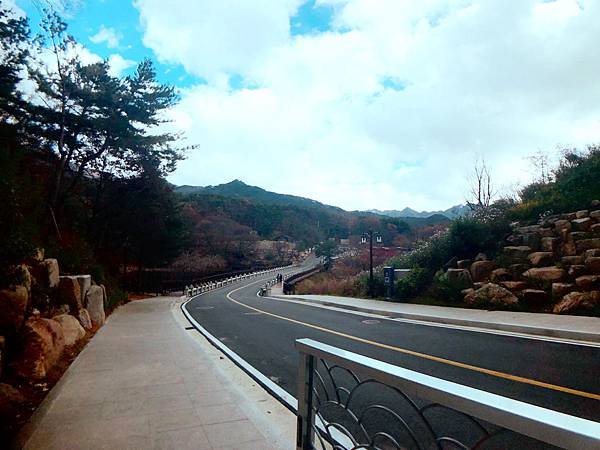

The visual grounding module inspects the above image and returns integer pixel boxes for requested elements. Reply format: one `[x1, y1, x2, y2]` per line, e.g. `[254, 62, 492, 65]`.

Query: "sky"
[9, 0, 600, 211]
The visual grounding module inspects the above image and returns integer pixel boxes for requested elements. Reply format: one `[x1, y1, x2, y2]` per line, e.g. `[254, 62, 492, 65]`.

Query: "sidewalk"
[273, 294, 600, 343]
[13, 296, 294, 450]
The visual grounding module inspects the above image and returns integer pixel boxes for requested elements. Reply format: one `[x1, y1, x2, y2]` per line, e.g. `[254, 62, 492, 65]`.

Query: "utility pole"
[361, 229, 381, 297]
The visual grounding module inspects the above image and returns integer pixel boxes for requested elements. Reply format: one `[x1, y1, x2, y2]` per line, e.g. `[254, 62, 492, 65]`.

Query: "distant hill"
[368, 204, 470, 220]
[175, 180, 343, 212]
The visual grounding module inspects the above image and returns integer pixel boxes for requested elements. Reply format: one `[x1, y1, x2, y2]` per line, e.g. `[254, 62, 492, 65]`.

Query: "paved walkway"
[275, 294, 600, 343]
[14, 296, 294, 450]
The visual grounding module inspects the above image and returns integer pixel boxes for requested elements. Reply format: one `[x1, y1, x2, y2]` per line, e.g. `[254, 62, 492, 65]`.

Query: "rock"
[0, 383, 25, 419]
[14, 318, 65, 380]
[554, 220, 572, 231]
[591, 200, 600, 208]
[0, 336, 5, 378]
[500, 281, 528, 291]
[561, 239, 577, 256]
[568, 265, 587, 278]
[521, 234, 541, 251]
[473, 282, 485, 290]
[553, 291, 600, 314]
[18, 265, 33, 295]
[58, 276, 82, 310]
[575, 275, 600, 290]
[52, 304, 70, 316]
[506, 235, 522, 245]
[75, 308, 92, 330]
[456, 259, 472, 269]
[443, 256, 458, 269]
[461, 288, 475, 297]
[520, 289, 550, 304]
[590, 210, 600, 220]
[516, 225, 541, 234]
[575, 238, 600, 253]
[470, 261, 496, 282]
[446, 269, 472, 285]
[490, 268, 511, 283]
[586, 257, 600, 274]
[570, 232, 588, 241]
[561, 212, 577, 221]
[474, 253, 488, 262]
[561, 256, 584, 266]
[0, 286, 29, 331]
[52, 314, 85, 346]
[41, 258, 60, 288]
[527, 252, 554, 267]
[75, 275, 91, 301]
[591, 223, 600, 234]
[585, 249, 600, 258]
[85, 286, 105, 327]
[508, 264, 529, 279]
[523, 267, 566, 282]
[552, 283, 574, 298]
[572, 218, 592, 232]
[575, 210, 589, 219]
[464, 283, 518, 308]
[541, 237, 559, 253]
[504, 246, 532, 259]
[540, 228, 555, 238]
[31, 248, 45, 263]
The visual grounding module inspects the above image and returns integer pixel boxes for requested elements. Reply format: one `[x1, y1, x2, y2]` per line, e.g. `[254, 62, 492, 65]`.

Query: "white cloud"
[107, 54, 136, 77]
[90, 25, 121, 48]
[137, 0, 600, 210]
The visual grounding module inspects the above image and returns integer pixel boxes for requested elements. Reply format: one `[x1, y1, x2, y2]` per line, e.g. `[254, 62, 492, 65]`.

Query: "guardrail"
[295, 338, 600, 450]
[283, 265, 323, 294]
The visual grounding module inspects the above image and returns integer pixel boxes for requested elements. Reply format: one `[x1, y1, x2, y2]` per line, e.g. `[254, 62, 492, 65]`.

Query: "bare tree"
[467, 158, 495, 211]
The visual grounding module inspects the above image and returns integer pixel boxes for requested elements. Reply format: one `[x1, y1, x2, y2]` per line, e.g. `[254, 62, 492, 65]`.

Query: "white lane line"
[259, 294, 600, 348]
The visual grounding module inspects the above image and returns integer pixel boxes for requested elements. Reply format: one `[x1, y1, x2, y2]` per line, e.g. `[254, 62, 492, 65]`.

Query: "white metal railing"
[296, 338, 600, 450]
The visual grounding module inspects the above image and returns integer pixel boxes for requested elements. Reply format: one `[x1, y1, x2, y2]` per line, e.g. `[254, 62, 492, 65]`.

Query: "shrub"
[395, 268, 431, 300]
[430, 270, 470, 303]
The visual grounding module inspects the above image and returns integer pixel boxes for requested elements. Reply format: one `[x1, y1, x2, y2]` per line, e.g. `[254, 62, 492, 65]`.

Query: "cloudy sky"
[13, 0, 600, 211]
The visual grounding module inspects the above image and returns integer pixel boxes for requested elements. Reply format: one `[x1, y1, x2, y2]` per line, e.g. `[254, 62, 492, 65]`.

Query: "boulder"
[591, 223, 600, 234]
[58, 276, 82, 310]
[541, 237, 559, 253]
[586, 257, 600, 274]
[470, 261, 496, 282]
[464, 283, 518, 308]
[561, 239, 577, 257]
[552, 283, 574, 298]
[0, 286, 29, 331]
[568, 265, 587, 278]
[506, 235, 522, 245]
[474, 253, 488, 262]
[540, 228, 555, 238]
[14, 318, 65, 380]
[500, 281, 528, 291]
[41, 258, 59, 288]
[520, 289, 550, 304]
[585, 249, 600, 258]
[591, 200, 600, 208]
[18, 265, 33, 295]
[527, 252, 554, 267]
[446, 269, 472, 285]
[570, 232, 588, 241]
[516, 225, 541, 234]
[576, 238, 600, 253]
[508, 264, 529, 280]
[561, 212, 577, 221]
[504, 246, 532, 259]
[590, 210, 600, 220]
[561, 256, 584, 266]
[0, 383, 24, 419]
[523, 267, 566, 282]
[490, 268, 511, 283]
[85, 285, 105, 327]
[443, 256, 458, 269]
[456, 259, 472, 270]
[75, 308, 92, 330]
[553, 291, 600, 314]
[575, 210, 589, 219]
[521, 234, 541, 251]
[75, 275, 91, 302]
[572, 218, 592, 232]
[52, 314, 85, 346]
[554, 220, 572, 232]
[575, 275, 600, 290]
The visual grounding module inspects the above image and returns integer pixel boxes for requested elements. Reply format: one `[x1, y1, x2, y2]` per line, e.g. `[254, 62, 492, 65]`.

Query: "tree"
[26, 12, 188, 227]
[466, 158, 495, 211]
[315, 240, 338, 271]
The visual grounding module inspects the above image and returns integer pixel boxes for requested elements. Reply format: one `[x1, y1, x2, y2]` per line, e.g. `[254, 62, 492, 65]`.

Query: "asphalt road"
[185, 266, 600, 447]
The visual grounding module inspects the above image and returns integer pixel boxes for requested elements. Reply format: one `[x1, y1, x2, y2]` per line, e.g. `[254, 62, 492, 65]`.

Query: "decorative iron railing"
[295, 338, 600, 450]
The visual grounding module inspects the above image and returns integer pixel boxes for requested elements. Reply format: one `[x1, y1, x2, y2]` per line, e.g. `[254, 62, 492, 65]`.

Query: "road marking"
[224, 282, 600, 401]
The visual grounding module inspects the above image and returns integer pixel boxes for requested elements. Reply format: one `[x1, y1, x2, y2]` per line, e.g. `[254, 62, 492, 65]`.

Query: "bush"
[430, 270, 470, 303]
[395, 268, 431, 300]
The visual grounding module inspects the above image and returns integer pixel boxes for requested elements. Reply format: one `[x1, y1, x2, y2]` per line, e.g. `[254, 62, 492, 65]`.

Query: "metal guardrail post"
[296, 351, 316, 450]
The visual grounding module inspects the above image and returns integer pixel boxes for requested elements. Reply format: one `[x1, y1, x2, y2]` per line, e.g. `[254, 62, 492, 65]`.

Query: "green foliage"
[509, 146, 600, 221]
[315, 240, 338, 271]
[394, 268, 431, 300]
[431, 270, 469, 303]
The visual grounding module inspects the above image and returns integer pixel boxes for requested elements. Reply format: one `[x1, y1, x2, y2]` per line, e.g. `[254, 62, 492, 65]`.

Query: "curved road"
[184, 264, 600, 444]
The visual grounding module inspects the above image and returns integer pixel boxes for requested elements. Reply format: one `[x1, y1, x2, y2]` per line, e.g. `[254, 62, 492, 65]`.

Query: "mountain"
[368, 204, 470, 220]
[175, 180, 343, 212]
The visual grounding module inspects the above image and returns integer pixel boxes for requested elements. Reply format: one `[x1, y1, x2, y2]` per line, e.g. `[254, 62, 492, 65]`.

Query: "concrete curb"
[272, 295, 600, 344]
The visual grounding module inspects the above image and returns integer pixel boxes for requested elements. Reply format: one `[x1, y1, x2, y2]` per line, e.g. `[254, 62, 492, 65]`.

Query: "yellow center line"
[225, 282, 600, 401]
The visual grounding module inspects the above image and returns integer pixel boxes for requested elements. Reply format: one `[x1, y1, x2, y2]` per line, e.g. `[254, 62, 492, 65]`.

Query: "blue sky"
[10, 0, 600, 211]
